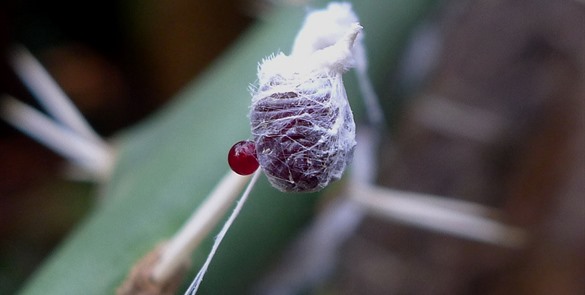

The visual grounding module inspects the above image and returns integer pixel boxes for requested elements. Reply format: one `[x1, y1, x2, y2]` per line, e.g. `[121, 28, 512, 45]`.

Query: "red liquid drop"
[228, 140, 259, 175]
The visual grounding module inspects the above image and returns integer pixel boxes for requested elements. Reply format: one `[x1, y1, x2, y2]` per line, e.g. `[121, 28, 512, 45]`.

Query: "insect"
[187, 3, 375, 294]
[229, 2, 363, 193]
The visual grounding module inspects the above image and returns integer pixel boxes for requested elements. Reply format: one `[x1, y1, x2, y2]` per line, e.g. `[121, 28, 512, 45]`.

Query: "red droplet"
[228, 140, 259, 175]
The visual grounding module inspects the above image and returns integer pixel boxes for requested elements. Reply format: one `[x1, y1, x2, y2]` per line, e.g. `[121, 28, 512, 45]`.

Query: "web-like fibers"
[250, 71, 356, 192]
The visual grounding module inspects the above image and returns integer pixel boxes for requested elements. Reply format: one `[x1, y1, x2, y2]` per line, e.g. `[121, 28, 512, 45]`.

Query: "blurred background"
[0, 0, 583, 294]
[1, 0, 253, 292]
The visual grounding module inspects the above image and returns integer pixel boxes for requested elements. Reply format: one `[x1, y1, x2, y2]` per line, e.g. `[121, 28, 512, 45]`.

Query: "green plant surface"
[19, 1, 435, 294]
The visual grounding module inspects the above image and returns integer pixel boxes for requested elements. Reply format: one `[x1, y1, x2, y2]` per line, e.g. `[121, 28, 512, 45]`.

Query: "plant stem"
[349, 182, 527, 248]
[151, 170, 252, 284]
[0, 95, 113, 178]
[184, 169, 261, 295]
[9, 45, 107, 147]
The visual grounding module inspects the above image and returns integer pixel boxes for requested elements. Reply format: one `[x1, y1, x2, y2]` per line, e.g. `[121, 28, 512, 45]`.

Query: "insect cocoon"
[250, 20, 362, 193]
